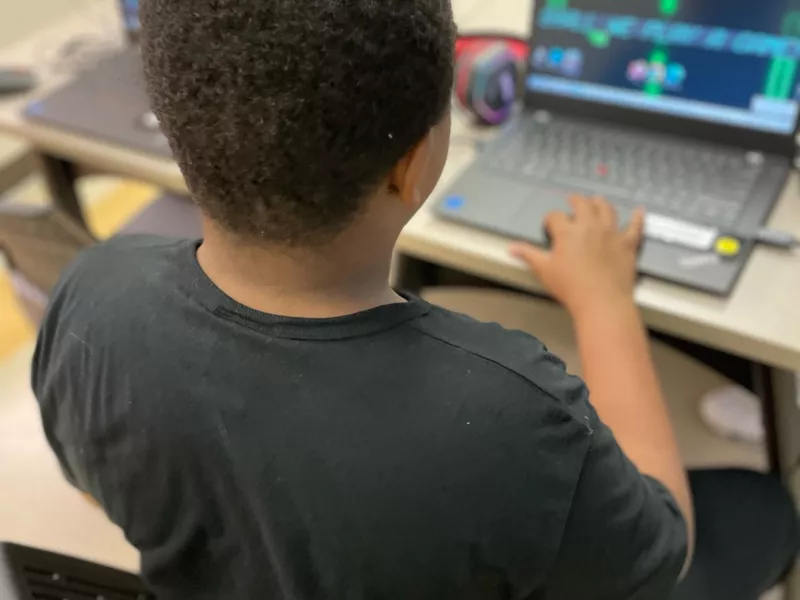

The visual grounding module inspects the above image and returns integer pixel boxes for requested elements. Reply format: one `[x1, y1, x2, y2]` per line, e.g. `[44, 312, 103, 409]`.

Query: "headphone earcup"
[454, 42, 521, 126]
[455, 46, 481, 111]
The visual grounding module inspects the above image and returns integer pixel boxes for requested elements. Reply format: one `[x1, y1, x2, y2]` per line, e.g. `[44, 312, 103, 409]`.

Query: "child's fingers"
[567, 194, 592, 221]
[510, 242, 550, 275]
[592, 196, 617, 229]
[624, 207, 645, 246]
[543, 211, 572, 236]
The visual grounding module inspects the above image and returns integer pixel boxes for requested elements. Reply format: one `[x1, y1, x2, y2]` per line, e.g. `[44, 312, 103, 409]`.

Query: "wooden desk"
[1, 2, 799, 594]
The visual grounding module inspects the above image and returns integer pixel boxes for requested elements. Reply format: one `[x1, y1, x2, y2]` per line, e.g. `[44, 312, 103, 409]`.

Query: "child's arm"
[511, 195, 694, 574]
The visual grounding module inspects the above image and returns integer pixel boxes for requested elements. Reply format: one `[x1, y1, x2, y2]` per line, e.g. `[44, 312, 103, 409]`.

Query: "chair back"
[0, 204, 95, 294]
[0, 542, 153, 600]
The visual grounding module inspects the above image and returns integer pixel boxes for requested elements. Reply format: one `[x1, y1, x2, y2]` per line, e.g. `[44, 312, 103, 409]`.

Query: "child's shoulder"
[49, 235, 192, 317]
[61, 235, 188, 284]
[73, 234, 188, 269]
[410, 302, 590, 419]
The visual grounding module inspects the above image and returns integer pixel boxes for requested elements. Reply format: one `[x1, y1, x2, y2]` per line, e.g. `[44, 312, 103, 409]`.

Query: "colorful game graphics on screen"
[526, 0, 800, 134]
[627, 58, 686, 90]
[532, 45, 585, 78]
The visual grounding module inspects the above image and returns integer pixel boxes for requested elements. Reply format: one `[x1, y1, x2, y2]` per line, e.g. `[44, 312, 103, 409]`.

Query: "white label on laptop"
[644, 214, 718, 251]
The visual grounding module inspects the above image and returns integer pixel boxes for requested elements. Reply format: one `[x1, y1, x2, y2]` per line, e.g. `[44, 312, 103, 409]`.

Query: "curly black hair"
[140, 0, 455, 245]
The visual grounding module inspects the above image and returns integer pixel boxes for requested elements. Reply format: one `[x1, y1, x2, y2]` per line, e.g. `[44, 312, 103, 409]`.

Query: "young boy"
[32, 0, 797, 598]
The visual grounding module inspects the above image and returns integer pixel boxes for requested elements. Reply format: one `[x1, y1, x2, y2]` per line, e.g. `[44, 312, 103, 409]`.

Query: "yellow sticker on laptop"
[714, 236, 741, 257]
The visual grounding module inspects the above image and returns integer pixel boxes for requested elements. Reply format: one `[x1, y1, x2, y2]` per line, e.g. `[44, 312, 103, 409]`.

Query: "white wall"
[0, 0, 92, 48]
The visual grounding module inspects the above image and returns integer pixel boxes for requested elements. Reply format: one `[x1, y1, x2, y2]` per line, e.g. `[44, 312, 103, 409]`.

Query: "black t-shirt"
[33, 236, 687, 600]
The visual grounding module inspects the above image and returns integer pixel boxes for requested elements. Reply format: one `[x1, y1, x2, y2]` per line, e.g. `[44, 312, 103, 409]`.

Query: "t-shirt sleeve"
[31, 263, 83, 491]
[544, 406, 689, 600]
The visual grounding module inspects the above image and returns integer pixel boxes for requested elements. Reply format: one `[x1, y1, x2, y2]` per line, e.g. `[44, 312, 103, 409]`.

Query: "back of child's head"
[140, 0, 455, 246]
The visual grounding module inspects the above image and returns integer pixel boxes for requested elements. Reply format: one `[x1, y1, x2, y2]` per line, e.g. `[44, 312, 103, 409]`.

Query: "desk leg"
[753, 364, 783, 474]
[771, 368, 800, 600]
[755, 365, 800, 599]
[38, 154, 85, 227]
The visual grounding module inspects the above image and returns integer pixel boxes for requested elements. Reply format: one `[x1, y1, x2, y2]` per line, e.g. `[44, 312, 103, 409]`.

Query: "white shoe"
[699, 385, 765, 444]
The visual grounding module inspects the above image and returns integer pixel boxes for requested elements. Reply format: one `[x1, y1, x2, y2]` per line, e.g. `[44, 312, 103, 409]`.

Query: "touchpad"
[501, 187, 572, 245]
[435, 172, 574, 246]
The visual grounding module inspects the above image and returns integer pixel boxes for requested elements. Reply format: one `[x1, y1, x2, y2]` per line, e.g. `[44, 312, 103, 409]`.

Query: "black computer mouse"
[0, 68, 37, 95]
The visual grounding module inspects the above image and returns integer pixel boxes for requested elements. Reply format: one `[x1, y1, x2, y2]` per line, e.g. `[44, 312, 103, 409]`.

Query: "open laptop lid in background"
[523, 0, 800, 156]
[120, 0, 140, 43]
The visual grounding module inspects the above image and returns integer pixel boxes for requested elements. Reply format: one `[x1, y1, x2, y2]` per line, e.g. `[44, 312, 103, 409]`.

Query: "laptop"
[24, 0, 170, 158]
[436, 0, 799, 295]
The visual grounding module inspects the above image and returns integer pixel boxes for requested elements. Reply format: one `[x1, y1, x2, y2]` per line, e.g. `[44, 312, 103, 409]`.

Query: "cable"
[753, 228, 800, 250]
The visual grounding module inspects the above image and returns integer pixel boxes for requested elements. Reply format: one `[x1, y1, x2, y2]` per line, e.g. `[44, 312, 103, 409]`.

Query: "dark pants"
[672, 469, 800, 600]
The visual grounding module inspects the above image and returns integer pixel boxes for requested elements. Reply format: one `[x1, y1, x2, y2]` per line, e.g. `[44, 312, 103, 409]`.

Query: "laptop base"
[435, 117, 787, 296]
[24, 48, 171, 159]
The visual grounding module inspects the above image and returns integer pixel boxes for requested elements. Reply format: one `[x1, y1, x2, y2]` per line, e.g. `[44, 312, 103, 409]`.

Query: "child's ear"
[388, 131, 434, 209]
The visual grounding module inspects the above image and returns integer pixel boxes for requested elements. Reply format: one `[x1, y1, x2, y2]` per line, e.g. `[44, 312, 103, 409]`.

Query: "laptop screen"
[120, 0, 140, 36]
[527, 0, 800, 134]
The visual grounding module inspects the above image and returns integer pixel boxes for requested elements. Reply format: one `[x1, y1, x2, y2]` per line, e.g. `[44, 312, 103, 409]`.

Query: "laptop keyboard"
[485, 119, 764, 228]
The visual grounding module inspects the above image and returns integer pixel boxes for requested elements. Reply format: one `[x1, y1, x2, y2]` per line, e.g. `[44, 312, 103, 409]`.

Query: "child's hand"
[510, 195, 644, 317]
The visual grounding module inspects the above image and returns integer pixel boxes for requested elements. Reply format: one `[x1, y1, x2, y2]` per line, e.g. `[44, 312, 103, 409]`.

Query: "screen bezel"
[523, 3, 799, 157]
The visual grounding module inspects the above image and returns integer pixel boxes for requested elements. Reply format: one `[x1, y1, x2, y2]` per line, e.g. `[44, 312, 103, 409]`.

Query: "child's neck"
[196, 219, 404, 318]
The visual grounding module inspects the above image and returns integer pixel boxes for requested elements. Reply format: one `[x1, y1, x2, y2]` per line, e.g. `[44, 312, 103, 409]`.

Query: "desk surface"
[2, 0, 799, 372]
